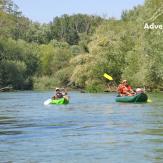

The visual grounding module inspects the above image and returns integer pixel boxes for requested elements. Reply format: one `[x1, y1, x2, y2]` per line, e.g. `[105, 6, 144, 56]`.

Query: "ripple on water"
[0, 91, 163, 163]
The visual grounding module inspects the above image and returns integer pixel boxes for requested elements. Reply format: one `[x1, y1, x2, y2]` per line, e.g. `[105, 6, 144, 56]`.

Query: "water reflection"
[0, 116, 17, 124]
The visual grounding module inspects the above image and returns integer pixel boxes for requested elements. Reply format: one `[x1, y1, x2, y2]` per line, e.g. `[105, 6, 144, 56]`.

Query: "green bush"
[85, 80, 105, 93]
[33, 76, 59, 90]
[0, 60, 27, 89]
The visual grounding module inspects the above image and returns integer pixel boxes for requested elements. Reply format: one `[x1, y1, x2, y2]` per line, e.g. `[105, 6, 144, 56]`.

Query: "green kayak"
[115, 93, 148, 103]
[50, 97, 69, 104]
[44, 97, 69, 105]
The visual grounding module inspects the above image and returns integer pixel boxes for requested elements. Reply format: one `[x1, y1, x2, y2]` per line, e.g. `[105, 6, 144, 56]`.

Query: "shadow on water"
[0, 116, 22, 134]
[0, 116, 17, 124]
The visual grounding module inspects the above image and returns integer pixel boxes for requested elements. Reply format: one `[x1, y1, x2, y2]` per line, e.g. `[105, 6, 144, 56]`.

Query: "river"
[0, 91, 163, 163]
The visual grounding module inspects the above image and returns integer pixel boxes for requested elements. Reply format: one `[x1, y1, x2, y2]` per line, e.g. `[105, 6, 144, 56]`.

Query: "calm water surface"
[0, 91, 163, 163]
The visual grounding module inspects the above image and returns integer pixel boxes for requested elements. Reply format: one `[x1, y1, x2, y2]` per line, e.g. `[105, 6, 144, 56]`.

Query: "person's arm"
[124, 86, 135, 96]
[117, 84, 123, 96]
[52, 96, 55, 99]
[62, 88, 68, 96]
[128, 86, 136, 94]
[117, 85, 121, 93]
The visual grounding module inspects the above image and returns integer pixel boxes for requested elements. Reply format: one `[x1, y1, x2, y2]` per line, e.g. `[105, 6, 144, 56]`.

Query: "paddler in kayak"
[117, 80, 135, 96]
[52, 88, 63, 99]
[52, 87, 68, 100]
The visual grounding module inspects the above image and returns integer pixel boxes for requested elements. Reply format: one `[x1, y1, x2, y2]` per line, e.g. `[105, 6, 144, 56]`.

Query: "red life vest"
[117, 84, 132, 95]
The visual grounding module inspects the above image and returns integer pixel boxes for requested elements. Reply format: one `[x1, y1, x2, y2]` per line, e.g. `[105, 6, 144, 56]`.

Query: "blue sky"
[12, 0, 145, 23]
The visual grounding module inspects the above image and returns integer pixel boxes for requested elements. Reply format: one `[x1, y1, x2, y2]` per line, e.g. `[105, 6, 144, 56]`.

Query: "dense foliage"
[0, 0, 163, 91]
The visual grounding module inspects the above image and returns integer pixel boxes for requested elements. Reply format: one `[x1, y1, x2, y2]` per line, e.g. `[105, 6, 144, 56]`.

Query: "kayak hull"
[50, 97, 69, 105]
[115, 93, 148, 103]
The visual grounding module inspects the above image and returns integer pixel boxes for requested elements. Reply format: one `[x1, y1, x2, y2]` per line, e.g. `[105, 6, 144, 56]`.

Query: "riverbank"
[1, 85, 163, 93]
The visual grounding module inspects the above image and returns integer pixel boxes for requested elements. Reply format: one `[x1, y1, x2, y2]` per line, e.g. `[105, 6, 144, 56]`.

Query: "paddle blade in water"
[103, 73, 113, 80]
[44, 99, 52, 105]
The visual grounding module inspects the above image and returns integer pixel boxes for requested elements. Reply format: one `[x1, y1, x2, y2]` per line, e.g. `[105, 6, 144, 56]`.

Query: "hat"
[55, 87, 60, 91]
[122, 80, 127, 83]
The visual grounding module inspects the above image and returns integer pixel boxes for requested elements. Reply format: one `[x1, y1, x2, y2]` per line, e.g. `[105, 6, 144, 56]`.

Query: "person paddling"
[52, 88, 63, 99]
[117, 80, 135, 96]
[52, 87, 69, 100]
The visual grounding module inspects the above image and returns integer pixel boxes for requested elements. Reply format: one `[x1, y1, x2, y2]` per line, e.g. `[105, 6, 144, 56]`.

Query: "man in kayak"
[117, 80, 135, 96]
[52, 88, 63, 99]
[52, 87, 68, 99]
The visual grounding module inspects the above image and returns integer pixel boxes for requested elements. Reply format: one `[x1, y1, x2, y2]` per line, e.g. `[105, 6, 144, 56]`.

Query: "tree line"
[0, 0, 163, 92]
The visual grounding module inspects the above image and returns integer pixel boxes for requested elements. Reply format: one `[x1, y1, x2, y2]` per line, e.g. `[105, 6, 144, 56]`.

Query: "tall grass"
[33, 76, 60, 90]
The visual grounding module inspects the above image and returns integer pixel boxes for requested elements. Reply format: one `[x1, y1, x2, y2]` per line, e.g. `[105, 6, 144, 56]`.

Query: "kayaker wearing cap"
[117, 80, 135, 96]
[52, 87, 69, 100]
[52, 87, 63, 99]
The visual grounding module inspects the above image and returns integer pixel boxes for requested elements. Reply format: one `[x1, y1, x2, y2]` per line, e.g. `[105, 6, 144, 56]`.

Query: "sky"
[12, 0, 145, 23]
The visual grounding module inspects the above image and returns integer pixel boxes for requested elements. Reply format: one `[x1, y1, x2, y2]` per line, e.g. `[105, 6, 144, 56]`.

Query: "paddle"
[103, 73, 116, 92]
[103, 73, 113, 80]
[44, 99, 52, 105]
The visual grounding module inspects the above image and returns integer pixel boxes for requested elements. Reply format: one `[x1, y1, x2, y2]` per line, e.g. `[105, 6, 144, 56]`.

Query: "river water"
[0, 91, 163, 163]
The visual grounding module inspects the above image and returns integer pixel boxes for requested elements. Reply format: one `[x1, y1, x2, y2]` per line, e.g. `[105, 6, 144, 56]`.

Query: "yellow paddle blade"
[103, 73, 113, 80]
[147, 99, 152, 103]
